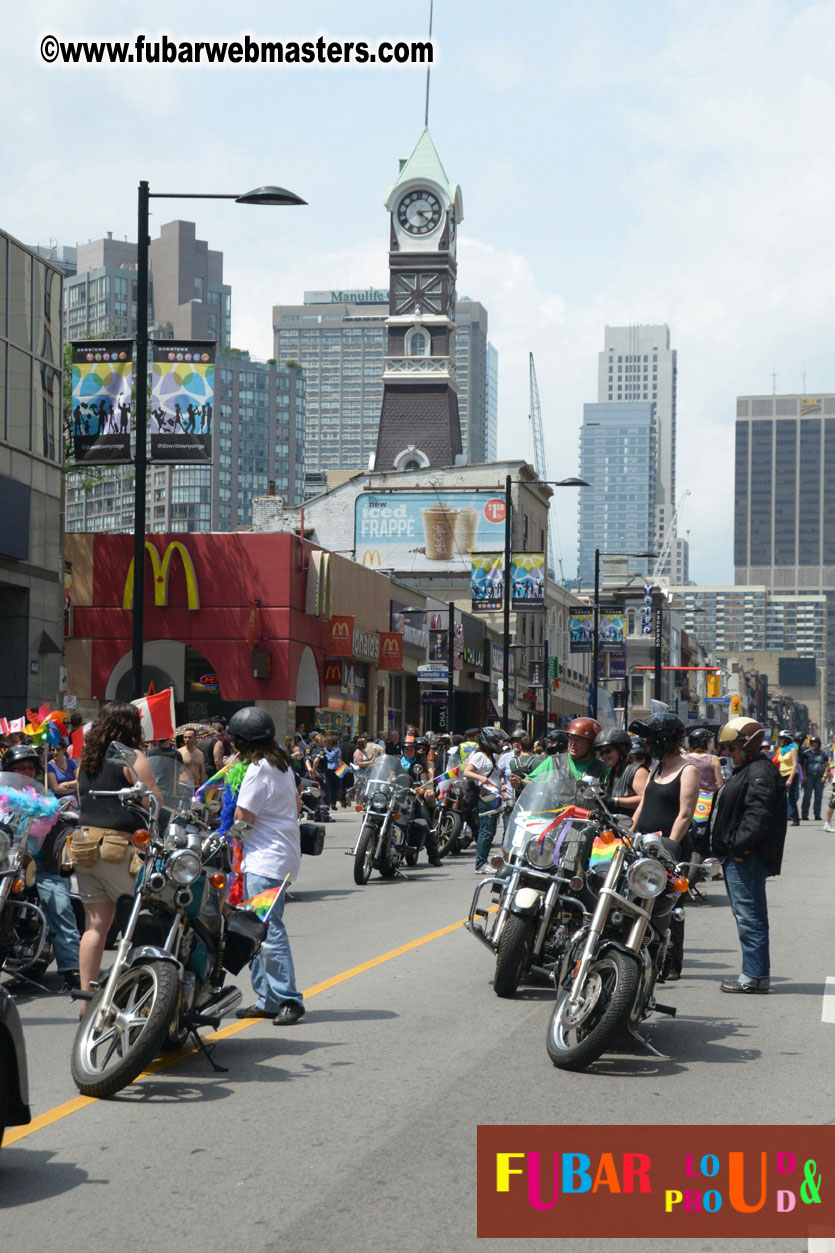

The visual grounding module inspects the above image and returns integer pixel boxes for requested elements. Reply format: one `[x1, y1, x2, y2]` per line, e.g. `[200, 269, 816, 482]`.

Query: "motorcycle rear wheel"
[493, 913, 535, 998]
[434, 811, 462, 858]
[71, 961, 180, 1097]
[546, 950, 640, 1071]
[353, 826, 375, 886]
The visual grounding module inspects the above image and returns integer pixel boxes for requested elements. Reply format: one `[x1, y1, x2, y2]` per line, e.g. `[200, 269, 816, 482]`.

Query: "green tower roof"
[385, 128, 462, 221]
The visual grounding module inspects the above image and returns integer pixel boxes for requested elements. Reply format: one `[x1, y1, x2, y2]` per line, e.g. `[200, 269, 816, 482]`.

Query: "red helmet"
[566, 717, 602, 742]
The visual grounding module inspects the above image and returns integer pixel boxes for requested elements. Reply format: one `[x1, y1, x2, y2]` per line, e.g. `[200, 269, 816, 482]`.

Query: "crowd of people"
[1, 704, 826, 1023]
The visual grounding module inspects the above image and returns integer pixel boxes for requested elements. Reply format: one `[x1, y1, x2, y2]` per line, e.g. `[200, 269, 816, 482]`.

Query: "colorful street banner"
[511, 553, 545, 611]
[599, 604, 625, 651]
[471, 553, 504, 612]
[150, 340, 214, 462]
[71, 340, 134, 464]
[569, 606, 594, 652]
[378, 631, 404, 670]
[354, 490, 507, 573]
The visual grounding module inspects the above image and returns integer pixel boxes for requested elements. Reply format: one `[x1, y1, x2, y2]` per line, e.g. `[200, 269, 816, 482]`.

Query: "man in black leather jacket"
[710, 718, 787, 994]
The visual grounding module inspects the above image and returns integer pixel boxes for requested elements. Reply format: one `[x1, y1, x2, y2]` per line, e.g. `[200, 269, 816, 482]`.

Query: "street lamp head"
[235, 186, 307, 206]
[548, 477, 590, 487]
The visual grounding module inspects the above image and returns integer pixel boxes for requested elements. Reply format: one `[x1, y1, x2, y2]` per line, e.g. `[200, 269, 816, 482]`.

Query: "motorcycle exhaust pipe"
[192, 984, 243, 1029]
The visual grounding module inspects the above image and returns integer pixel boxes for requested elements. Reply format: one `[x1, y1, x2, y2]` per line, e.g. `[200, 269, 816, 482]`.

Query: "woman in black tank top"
[629, 719, 699, 980]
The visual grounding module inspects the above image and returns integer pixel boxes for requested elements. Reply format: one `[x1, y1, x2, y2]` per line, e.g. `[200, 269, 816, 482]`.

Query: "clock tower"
[373, 128, 464, 471]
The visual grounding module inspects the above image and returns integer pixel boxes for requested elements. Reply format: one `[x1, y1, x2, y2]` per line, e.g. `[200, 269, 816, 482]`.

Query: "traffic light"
[706, 673, 720, 699]
[730, 694, 742, 714]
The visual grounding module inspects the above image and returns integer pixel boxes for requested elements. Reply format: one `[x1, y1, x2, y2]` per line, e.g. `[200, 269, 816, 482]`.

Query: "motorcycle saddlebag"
[222, 908, 268, 975]
[300, 821, 325, 856]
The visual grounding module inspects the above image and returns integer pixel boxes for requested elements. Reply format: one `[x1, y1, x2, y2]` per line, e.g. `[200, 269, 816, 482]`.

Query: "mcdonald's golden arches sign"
[123, 540, 199, 610]
[377, 631, 403, 671]
[328, 615, 355, 657]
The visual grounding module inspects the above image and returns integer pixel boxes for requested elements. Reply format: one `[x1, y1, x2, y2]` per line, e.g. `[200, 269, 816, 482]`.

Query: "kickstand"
[394, 866, 410, 879]
[626, 1026, 670, 1060]
[189, 1029, 228, 1073]
[6, 969, 55, 995]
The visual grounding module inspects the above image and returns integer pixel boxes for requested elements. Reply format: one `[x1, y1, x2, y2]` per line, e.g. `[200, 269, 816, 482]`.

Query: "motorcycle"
[0, 773, 61, 983]
[432, 776, 477, 857]
[351, 756, 430, 884]
[545, 780, 690, 1071]
[467, 758, 585, 997]
[70, 743, 267, 1099]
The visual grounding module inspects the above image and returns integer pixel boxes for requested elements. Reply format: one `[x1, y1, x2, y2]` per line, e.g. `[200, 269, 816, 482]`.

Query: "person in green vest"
[529, 717, 608, 788]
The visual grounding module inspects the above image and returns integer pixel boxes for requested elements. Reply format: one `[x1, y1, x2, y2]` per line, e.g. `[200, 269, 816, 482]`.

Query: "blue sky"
[5, 1, 834, 581]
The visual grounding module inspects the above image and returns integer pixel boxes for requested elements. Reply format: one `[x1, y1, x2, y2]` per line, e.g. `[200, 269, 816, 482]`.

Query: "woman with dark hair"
[75, 702, 163, 1007]
[230, 707, 305, 1026]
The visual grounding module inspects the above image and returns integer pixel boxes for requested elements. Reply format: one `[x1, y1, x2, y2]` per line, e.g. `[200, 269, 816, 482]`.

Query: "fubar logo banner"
[122, 540, 199, 610]
[477, 1124, 833, 1239]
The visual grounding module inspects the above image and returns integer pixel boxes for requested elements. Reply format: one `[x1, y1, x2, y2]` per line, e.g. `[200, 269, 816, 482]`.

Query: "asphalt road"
[1, 808, 833, 1253]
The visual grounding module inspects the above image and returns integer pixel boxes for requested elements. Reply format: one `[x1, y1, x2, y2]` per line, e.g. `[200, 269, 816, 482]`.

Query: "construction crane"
[651, 489, 691, 584]
[529, 352, 560, 580]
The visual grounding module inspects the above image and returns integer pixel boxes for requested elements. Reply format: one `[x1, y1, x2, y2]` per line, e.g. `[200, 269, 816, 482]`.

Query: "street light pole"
[654, 595, 663, 702]
[501, 473, 512, 730]
[591, 547, 600, 719]
[447, 600, 455, 735]
[129, 181, 305, 699]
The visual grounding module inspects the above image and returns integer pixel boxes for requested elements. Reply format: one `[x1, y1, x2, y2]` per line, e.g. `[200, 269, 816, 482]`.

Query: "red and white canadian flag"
[68, 722, 92, 759]
[132, 687, 176, 743]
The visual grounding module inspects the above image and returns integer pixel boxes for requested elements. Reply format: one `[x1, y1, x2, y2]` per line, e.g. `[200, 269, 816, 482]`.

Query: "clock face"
[397, 189, 442, 236]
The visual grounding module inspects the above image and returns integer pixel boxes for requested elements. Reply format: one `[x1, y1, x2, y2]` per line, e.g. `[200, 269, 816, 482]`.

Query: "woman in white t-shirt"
[464, 727, 505, 874]
[229, 707, 305, 1026]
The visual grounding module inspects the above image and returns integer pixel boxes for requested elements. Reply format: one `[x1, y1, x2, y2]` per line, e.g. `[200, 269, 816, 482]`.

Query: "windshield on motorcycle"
[0, 771, 61, 853]
[106, 741, 195, 812]
[502, 757, 579, 857]
[363, 755, 402, 787]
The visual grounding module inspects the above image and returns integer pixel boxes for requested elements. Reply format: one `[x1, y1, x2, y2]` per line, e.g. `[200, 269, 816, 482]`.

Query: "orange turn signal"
[600, 829, 615, 845]
[209, 872, 226, 890]
[673, 876, 689, 893]
[355, 804, 362, 812]
[11, 877, 24, 894]
[132, 829, 151, 847]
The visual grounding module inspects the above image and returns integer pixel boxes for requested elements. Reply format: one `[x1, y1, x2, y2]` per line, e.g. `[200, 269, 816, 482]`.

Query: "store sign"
[324, 661, 343, 686]
[355, 490, 508, 574]
[352, 628, 379, 662]
[378, 631, 403, 671]
[122, 540, 200, 611]
[641, 585, 654, 635]
[329, 615, 355, 657]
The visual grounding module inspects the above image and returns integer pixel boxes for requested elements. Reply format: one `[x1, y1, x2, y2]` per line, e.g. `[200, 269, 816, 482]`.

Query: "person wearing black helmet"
[629, 713, 699, 979]
[398, 735, 442, 865]
[464, 727, 505, 873]
[596, 727, 648, 817]
[629, 735, 652, 768]
[230, 707, 305, 1026]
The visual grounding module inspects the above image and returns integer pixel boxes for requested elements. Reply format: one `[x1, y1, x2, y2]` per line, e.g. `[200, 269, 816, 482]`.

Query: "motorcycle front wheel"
[353, 825, 376, 885]
[71, 961, 180, 1097]
[493, 913, 535, 999]
[434, 811, 462, 858]
[546, 949, 640, 1071]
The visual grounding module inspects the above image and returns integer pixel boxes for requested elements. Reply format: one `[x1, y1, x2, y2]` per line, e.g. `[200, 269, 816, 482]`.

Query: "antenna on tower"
[424, 0, 434, 127]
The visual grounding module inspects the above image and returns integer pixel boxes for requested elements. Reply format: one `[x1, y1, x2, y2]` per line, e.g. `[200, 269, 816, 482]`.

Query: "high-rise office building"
[596, 325, 682, 573]
[272, 290, 495, 471]
[670, 585, 825, 657]
[734, 392, 835, 730]
[0, 227, 65, 712]
[486, 341, 498, 461]
[577, 401, 656, 588]
[63, 222, 304, 535]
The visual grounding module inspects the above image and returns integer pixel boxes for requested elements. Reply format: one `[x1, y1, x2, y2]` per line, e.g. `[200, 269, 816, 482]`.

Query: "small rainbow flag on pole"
[240, 874, 291, 924]
[433, 765, 460, 784]
[334, 761, 350, 778]
[195, 753, 240, 804]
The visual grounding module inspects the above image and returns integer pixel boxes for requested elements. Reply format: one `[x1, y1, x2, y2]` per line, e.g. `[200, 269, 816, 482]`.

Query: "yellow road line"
[3, 910, 476, 1147]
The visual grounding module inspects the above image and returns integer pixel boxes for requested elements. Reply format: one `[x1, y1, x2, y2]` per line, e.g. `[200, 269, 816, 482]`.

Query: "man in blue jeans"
[711, 718, 787, 994]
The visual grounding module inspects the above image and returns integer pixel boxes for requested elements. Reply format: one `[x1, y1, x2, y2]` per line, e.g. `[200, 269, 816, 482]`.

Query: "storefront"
[319, 617, 379, 736]
[390, 599, 428, 732]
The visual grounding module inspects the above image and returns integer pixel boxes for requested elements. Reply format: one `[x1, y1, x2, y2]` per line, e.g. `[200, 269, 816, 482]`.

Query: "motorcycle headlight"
[168, 848, 202, 886]
[370, 789, 389, 810]
[626, 857, 668, 898]
[0, 829, 10, 866]
[525, 834, 556, 869]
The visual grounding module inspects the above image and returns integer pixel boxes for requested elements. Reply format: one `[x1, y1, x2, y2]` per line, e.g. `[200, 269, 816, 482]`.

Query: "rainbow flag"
[334, 761, 350, 778]
[693, 791, 713, 823]
[240, 874, 290, 923]
[195, 753, 240, 803]
[589, 834, 625, 865]
[433, 765, 460, 784]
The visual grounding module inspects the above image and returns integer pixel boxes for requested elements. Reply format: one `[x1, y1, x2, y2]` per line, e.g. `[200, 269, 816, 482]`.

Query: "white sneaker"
[823, 824, 835, 833]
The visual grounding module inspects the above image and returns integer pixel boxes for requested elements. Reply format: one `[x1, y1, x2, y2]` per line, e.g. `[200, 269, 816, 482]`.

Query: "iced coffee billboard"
[354, 491, 507, 572]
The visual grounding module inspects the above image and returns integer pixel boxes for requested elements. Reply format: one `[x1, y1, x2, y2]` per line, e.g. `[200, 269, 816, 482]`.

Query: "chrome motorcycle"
[71, 743, 266, 1098]
[0, 773, 61, 983]
[351, 756, 430, 884]
[545, 781, 689, 1071]
[467, 759, 585, 998]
